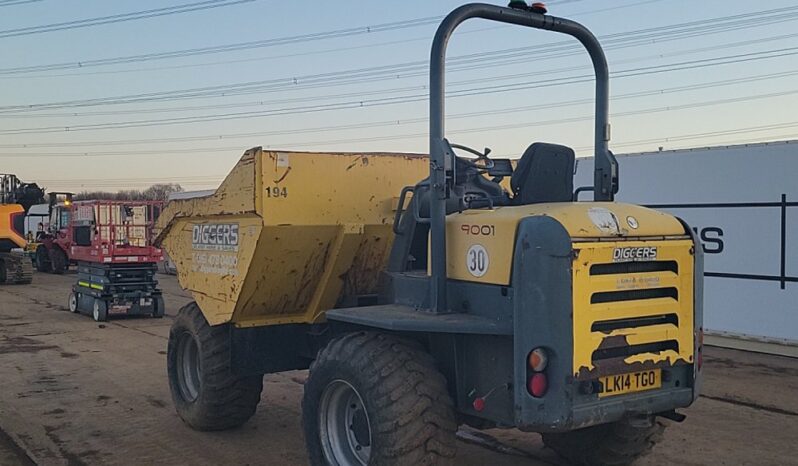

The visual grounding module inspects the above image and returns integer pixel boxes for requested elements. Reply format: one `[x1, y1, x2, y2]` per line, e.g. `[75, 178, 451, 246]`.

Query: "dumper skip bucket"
[155, 147, 428, 327]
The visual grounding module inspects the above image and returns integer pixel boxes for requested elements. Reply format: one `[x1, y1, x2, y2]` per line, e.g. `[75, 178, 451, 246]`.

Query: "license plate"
[599, 369, 661, 398]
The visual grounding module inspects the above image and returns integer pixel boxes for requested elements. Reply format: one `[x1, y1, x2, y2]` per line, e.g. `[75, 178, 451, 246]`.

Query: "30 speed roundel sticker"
[466, 244, 489, 277]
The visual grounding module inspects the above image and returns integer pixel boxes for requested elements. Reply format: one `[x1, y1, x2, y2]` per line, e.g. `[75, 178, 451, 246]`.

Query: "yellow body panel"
[445, 202, 686, 285]
[0, 204, 26, 249]
[155, 148, 428, 327]
[442, 201, 694, 378]
[160, 214, 262, 325]
[572, 239, 695, 378]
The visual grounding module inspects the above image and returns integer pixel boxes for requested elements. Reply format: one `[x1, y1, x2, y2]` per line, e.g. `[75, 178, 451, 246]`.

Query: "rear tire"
[92, 299, 108, 322]
[167, 301, 263, 431]
[542, 416, 666, 466]
[302, 332, 457, 466]
[152, 296, 165, 318]
[50, 248, 67, 274]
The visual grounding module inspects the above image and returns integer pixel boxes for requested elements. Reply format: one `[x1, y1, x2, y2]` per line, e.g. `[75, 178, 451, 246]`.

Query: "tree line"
[73, 183, 184, 201]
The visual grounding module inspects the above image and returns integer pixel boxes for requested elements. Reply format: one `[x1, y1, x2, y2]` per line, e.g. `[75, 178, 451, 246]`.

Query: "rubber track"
[1, 253, 33, 285]
[309, 332, 457, 465]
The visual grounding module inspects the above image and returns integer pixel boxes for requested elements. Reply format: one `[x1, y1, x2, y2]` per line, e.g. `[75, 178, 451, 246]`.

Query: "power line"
[572, 123, 798, 152]
[1, 45, 796, 136]
[1, 86, 794, 157]
[0, 15, 443, 74]
[4, 29, 796, 120]
[34, 125, 798, 188]
[0, 0, 42, 7]
[1, 66, 795, 150]
[0, 0, 255, 39]
[2, 3, 795, 76]
[3, 6, 797, 115]
[0, 1, 663, 79]
[0, 32, 445, 81]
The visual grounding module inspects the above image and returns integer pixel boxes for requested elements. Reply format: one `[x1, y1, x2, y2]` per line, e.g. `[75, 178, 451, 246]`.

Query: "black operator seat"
[510, 142, 576, 205]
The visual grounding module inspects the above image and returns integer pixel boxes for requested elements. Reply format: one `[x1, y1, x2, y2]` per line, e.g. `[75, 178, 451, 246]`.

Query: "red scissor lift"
[67, 200, 165, 322]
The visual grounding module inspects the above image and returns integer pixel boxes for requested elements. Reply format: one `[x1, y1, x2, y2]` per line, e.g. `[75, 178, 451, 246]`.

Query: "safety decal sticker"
[466, 244, 489, 278]
[587, 207, 621, 235]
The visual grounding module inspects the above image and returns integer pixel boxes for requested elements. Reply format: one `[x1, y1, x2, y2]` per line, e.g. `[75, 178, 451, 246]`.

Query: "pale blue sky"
[1, 0, 797, 191]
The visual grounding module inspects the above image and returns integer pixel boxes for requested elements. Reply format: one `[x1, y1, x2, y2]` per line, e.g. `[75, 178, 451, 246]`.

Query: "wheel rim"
[69, 293, 77, 312]
[319, 380, 372, 466]
[175, 333, 201, 403]
[92, 301, 100, 320]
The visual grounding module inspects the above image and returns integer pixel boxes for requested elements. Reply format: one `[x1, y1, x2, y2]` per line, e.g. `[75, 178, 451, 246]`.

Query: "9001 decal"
[613, 246, 657, 262]
[460, 224, 495, 236]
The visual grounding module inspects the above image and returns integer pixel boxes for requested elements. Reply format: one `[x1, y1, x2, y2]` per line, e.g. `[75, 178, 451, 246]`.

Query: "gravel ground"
[0, 272, 796, 465]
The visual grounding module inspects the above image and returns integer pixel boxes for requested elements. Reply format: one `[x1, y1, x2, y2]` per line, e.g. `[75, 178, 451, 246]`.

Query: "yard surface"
[0, 272, 796, 465]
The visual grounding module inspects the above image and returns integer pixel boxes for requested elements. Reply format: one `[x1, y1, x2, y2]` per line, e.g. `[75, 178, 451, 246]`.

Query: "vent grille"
[591, 314, 679, 333]
[573, 240, 695, 381]
[591, 287, 678, 304]
[590, 260, 678, 276]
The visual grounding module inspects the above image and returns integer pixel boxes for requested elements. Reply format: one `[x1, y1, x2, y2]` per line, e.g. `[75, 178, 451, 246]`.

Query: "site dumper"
[156, 3, 704, 465]
[67, 200, 165, 322]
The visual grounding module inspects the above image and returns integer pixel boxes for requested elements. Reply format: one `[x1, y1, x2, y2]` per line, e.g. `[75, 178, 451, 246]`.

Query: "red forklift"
[34, 192, 73, 274]
[64, 200, 165, 321]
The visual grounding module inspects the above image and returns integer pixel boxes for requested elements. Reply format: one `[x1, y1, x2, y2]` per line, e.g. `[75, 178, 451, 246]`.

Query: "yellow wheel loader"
[156, 3, 703, 465]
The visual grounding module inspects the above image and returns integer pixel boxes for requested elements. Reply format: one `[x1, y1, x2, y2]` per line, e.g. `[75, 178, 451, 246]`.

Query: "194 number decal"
[466, 244, 489, 277]
[266, 186, 288, 198]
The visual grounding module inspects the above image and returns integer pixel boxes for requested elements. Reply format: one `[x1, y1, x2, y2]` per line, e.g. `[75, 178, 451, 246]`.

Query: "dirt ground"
[0, 272, 796, 466]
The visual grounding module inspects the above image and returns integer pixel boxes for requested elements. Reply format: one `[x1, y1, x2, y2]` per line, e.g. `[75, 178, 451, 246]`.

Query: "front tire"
[167, 302, 263, 431]
[68, 291, 79, 313]
[302, 332, 457, 466]
[542, 416, 666, 466]
[35, 246, 51, 273]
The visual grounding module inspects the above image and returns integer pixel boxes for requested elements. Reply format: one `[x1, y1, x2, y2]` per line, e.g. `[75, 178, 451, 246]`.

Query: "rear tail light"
[472, 397, 486, 412]
[528, 373, 548, 397]
[528, 348, 548, 372]
[527, 347, 549, 397]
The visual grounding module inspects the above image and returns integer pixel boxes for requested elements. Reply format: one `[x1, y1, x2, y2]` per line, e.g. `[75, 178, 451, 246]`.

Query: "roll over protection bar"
[428, 3, 618, 312]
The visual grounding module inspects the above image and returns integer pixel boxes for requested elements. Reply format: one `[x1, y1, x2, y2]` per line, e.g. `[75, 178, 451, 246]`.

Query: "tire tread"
[167, 302, 262, 431]
[303, 332, 457, 465]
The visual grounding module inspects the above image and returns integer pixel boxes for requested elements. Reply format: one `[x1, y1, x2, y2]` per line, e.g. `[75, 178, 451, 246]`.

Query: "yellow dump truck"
[156, 3, 703, 465]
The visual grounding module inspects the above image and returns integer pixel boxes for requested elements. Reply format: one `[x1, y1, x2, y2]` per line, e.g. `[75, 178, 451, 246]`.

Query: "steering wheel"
[449, 142, 494, 171]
